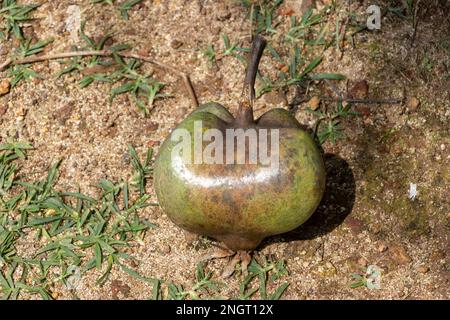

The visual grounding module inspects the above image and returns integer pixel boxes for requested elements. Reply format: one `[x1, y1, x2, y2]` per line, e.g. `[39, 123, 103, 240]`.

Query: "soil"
[0, 0, 449, 299]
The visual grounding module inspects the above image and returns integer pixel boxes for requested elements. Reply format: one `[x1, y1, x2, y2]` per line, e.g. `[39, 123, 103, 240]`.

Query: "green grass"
[3, 16, 167, 116]
[309, 100, 359, 145]
[238, 256, 290, 300]
[8, 38, 54, 87]
[0, 0, 39, 40]
[0, 140, 158, 299]
[213, 1, 359, 145]
[151, 256, 290, 300]
[109, 55, 168, 116]
[205, 3, 345, 101]
[163, 262, 224, 300]
[203, 34, 250, 65]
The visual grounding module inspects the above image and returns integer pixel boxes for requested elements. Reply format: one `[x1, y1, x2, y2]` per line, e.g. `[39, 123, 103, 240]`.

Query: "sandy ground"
[0, 0, 449, 299]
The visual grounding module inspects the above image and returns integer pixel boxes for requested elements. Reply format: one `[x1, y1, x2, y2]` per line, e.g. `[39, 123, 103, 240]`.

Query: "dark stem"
[235, 34, 267, 126]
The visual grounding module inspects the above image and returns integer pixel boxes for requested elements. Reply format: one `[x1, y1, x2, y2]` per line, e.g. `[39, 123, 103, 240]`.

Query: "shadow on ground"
[261, 153, 356, 248]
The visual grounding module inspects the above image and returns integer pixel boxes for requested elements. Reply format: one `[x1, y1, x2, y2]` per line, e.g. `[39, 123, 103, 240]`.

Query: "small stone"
[160, 244, 171, 254]
[16, 107, 27, 117]
[363, 118, 373, 125]
[378, 262, 390, 274]
[137, 47, 150, 57]
[397, 286, 406, 298]
[110, 280, 131, 299]
[146, 140, 159, 148]
[389, 244, 412, 265]
[129, 259, 138, 268]
[378, 244, 388, 252]
[308, 96, 320, 110]
[406, 97, 420, 111]
[264, 90, 287, 106]
[348, 80, 369, 99]
[0, 104, 7, 116]
[416, 266, 429, 274]
[315, 261, 337, 277]
[0, 79, 10, 96]
[53, 103, 74, 125]
[170, 39, 183, 49]
[430, 249, 445, 262]
[282, 0, 315, 18]
[440, 144, 446, 151]
[183, 230, 199, 245]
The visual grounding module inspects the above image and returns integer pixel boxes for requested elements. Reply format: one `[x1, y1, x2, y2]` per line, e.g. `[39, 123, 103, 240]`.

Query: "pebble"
[170, 39, 183, 49]
[16, 107, 27, 117]
[348, 80, 369, 99]
[183, 230, 198, 245]
[406, 97, 420, 111]
[389, 244, 412, 265]
[378, 244, 388, 252]
[416, 266, 429, 274]
[264, 90, 287, 106]
[129, 259, 139, 268]
[160, 244, 171, 254]
[0, 104, 7, 117]
[0, 78, 10, 96]
[137, 47, 151, 57]
[308, 96, 320, 110]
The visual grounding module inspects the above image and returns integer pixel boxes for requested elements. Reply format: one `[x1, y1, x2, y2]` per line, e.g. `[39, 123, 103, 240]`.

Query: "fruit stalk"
[235, 34, 267, 127]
